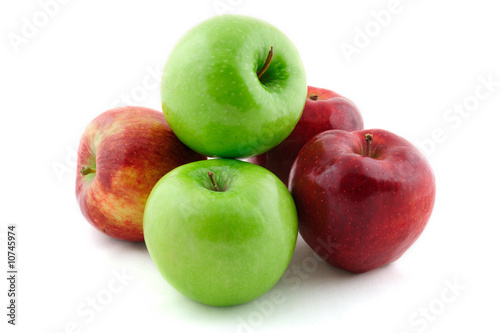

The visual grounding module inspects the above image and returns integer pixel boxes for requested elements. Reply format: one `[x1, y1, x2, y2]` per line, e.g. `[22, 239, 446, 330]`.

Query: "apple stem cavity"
[207, 171, 219, 192]
[364, 133, 373, 157]
[257, 46, 274, 79]
[81, 166, 96, 176]
[309, 94, 319, 101]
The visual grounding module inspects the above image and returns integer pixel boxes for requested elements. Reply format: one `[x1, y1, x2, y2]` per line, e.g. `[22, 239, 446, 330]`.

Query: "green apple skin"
[143, 159, 298, 306]
[161, 15, 307, 158]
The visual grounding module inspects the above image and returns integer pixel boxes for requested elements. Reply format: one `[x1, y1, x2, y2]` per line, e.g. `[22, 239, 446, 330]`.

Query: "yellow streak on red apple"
[76, 107, 205, 242]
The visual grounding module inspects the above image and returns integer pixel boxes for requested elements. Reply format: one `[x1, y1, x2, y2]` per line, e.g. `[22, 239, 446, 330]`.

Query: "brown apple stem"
[364, 133, 373, 157]
[257, 46, 274, 79]
[207, 171, 219, 192]
[309, 94, 319, 101]
[81, 166, 96, 175]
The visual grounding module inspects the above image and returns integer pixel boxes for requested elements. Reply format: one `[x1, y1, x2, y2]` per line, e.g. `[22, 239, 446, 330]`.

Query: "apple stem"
[364, 133, 373, 157]
[257, 46, 274, 79]
[309, 94, 319, 101]
[207, 171, 219, 192]
[81, 166, 96, 175]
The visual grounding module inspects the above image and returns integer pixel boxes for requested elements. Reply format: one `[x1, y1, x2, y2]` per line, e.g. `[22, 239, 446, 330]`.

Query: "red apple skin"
[289, 129, 436, 274]
[76, 106, 206, 242]
[248, 86, 363, 185]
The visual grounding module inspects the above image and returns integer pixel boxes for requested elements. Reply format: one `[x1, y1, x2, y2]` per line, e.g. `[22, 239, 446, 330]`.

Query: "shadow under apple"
[156, 235, 407, 331]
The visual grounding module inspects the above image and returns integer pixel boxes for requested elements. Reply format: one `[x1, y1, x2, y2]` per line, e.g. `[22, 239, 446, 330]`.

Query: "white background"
[1, 0, 499, 332]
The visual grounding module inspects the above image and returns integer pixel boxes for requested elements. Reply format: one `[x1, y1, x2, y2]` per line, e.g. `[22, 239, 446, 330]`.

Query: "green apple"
[143, 159, 298, 306]
[161, 15, 307, 158]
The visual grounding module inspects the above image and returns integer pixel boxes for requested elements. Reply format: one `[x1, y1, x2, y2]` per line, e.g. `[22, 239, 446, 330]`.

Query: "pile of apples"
[76, 15, 435, 307]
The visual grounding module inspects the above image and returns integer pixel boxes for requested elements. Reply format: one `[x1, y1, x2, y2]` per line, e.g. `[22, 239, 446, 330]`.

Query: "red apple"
[248, 86, 363, 185]
[289, 129, 436, 273]
[76, 106, 205, 242]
